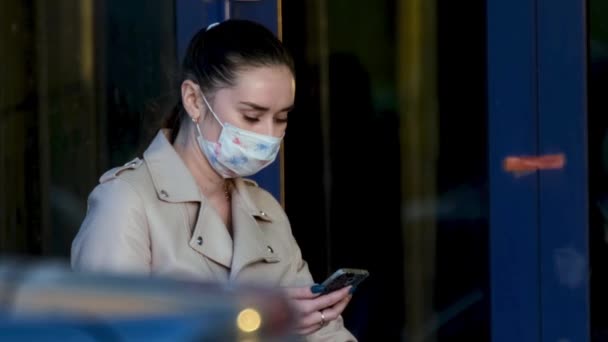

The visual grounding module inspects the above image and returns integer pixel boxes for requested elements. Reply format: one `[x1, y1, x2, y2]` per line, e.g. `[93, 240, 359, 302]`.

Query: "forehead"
[223, 65, 295, 107]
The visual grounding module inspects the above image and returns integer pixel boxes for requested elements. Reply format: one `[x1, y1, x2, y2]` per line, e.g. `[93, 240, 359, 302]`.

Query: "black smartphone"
[320, 268, 369, 294]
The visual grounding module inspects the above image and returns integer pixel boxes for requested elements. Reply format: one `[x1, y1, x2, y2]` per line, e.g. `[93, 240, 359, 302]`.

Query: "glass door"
[0, 0, 592, 340]
[282, 0, 489, 340]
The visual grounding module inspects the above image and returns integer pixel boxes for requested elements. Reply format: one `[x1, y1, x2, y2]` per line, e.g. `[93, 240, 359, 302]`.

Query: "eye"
[243, 115, 260, 123]
[275, 117, 288, 124]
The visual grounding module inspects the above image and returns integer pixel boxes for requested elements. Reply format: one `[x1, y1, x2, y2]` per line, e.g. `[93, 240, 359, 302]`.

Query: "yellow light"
[236, 308, 262, 333]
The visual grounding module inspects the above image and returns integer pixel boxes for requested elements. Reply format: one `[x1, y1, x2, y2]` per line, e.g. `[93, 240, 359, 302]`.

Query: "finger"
[284, 286, 321, 300]
[296, 310, 326, 329]
[302, 286, 351, 314]
[296, 308, 336, 331]
[320, 295, 352, 321]
[298, 295, 352, 329]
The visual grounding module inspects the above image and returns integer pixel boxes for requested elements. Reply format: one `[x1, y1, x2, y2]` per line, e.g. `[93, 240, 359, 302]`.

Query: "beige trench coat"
[71, 130, 356, 341]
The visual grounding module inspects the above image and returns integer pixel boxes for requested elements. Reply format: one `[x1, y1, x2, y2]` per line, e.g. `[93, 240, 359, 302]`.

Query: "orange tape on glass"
[503, 154, 566, 173]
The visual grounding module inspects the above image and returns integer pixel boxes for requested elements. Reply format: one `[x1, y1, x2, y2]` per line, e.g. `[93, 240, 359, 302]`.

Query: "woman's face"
[199, 65, 295, 141]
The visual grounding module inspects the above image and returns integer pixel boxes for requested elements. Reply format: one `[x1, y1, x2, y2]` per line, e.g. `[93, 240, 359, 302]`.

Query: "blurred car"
[0, 259, 300, 341]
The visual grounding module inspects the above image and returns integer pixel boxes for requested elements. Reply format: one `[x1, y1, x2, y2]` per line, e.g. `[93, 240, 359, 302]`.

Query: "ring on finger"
[319, 311, 327, 327]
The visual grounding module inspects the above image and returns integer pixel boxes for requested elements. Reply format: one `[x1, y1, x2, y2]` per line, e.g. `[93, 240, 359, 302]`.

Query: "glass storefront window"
[0, 0, 176, 256]
[2, 0, 491, 340]
[282, 0, 489, 340]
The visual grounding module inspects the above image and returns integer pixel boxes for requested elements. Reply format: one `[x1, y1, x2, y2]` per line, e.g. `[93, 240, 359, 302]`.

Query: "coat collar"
[143, 130, 279, 274]
[143, 130, 201, 203]
[143, 130, 275, 223]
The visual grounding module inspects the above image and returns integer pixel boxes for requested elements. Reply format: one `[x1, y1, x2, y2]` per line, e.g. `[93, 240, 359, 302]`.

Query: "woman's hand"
[284, 285, 353, 335]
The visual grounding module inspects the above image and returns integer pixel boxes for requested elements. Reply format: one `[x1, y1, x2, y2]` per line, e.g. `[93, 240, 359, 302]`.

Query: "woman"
[71, 20, 356, 340]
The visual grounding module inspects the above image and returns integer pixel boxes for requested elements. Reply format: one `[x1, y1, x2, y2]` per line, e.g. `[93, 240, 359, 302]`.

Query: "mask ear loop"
[193, 94, 224, 142]
[201, 94, 225, 128]
[192, 116, 206, 140]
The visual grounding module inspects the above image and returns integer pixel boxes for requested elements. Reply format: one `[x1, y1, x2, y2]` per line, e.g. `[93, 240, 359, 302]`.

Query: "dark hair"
[164, 19, 295, 143]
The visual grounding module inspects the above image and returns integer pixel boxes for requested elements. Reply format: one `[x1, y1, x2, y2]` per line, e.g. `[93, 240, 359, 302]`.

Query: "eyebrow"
[239, 101, 294, 113]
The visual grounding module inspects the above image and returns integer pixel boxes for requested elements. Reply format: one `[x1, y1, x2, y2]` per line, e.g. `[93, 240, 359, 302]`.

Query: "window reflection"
[2, 0, 489, 340]
[0, 0, 176, 256]
[282, 0, 488, 340]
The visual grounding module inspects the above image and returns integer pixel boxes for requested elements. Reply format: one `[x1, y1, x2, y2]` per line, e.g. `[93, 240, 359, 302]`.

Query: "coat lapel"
[143, 131, 281, 278]
[144, 130, 233, 268]
[230, 179, 280, 281]
[189, 200, 234, 268]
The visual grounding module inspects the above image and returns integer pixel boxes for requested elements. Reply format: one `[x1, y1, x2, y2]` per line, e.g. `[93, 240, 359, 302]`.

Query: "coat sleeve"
[71, 178, 151, 275]
[285, 232, 358, 342]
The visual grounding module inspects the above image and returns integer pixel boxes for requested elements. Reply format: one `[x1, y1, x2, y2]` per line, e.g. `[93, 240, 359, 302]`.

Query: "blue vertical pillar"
[537, 0, 589, 340]
[487, 0, 541, 340]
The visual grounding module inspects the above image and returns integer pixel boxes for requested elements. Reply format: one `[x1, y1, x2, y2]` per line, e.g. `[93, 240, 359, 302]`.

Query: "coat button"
[160, 190, 169, 198]
[267, 245, 274, 254]
[259, 211, 267, 217]
[197, 236, 203, 246]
